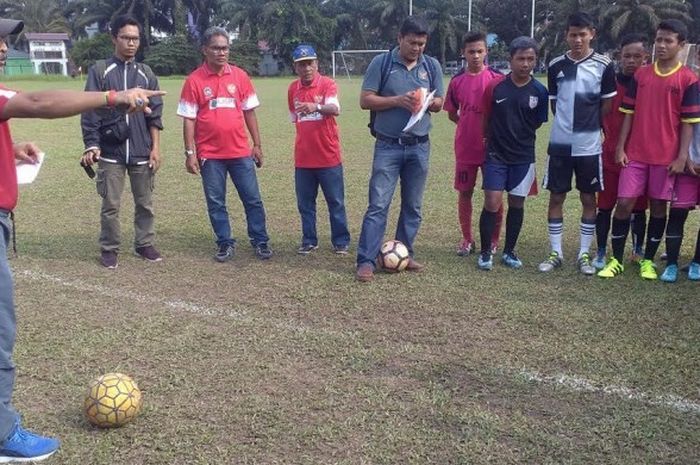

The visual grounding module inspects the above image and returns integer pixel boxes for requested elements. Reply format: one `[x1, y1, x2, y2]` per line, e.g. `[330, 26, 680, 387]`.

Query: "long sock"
[504, 207, 524, 255]
[630, 209, 647, 253]
[611, 217, 631, 263]
[644, 215, 667, 261]
[664, 208, 688, 266]
[492, 203, 504, 249]
[579, 217, 596, 258]
[458, 194, 473, 243]
[479, 209, 497, 255]
[596, 208, 612, 253]
[694, 229, 700, 263]
[548, 218, 563, 257]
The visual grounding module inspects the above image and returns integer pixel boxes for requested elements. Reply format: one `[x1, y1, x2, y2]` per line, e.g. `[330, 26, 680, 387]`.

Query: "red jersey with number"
[444, 67, 502, 166]
[620, 63, 700, 165]
[0, 86, 17, 211]
[287, 73, 342, 168]
[601, 74, 632, 171]
[177, 63, 260, 159]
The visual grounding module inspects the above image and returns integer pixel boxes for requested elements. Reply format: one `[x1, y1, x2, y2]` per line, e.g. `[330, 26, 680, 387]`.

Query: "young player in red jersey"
[593, 33, 649, 270]
[444, 32, 503, 257]
[598, 20, 700, 280]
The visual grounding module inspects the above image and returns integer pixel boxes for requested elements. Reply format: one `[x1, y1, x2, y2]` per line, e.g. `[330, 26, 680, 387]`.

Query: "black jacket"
[81, 56, 163, 165]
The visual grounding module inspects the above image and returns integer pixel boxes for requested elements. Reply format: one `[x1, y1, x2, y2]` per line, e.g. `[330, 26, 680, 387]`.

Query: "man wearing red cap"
[0, 18, 163, 462]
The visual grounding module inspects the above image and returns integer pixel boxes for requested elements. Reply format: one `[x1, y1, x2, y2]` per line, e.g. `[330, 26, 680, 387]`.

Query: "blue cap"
[292, 44, 317, 62]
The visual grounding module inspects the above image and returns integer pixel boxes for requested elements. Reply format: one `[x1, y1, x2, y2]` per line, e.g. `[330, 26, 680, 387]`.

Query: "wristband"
[106, 90, 118, 108]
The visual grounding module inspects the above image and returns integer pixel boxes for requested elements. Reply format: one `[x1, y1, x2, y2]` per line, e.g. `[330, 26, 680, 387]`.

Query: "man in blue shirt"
[356, 16, 444, 282]
[477, 37, 549, 271]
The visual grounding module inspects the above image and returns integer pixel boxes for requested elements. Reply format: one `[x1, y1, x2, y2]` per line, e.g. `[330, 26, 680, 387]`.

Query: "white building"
[26, 32, 70, 76]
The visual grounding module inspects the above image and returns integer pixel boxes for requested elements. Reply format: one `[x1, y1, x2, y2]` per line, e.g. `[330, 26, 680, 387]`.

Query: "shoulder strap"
[93, 59, 107, 91]
[423, 56, 438, 91]
[136, 62, 157, 88]
[376, 51, 393, 95]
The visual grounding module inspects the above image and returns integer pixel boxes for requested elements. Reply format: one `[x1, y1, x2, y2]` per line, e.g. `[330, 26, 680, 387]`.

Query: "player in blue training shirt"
[477, 36, 549, 270]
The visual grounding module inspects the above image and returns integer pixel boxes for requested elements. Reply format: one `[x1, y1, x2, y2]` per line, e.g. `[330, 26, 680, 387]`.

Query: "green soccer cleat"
[597, 257, 624, 278]
[639, 259, 657, 280]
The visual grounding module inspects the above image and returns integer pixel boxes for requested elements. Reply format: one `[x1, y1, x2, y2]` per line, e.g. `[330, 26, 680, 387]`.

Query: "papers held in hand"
[16, 152, 45, 185]
[402, 88, 436, 133]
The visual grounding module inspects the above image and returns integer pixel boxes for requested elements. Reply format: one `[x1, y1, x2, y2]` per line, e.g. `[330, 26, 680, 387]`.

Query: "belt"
[376, 134, 429, 146]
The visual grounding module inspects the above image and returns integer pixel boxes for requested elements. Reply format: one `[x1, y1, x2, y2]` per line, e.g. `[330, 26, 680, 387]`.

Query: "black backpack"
[368, 51, 439, 137]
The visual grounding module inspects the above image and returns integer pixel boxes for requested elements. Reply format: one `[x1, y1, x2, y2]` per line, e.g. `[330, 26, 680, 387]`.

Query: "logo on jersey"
[556, 71, 565, 79]
[529, 96, 538, 109]
[227, 84, 237, 95]
[203, 87, 213, 98]
[418, 70, 428, 81]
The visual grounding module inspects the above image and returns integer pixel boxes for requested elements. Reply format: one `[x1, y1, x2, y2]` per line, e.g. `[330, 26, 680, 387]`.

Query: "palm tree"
[600, 0, 691, 43]
[325, 0, 375, 50]
[0, 0, 71, 47]
[424, 0, 468, 64]
[219, 0, 265, 40]
[369, 0, 410, 44]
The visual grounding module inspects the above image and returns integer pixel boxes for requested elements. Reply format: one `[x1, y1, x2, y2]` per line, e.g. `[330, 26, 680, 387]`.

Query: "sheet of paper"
[402, 89, 436, 133]
[16, 152, 45, 185]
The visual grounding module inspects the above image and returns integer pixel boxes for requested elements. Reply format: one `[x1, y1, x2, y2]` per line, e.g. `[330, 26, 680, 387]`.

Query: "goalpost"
[651, 43, 697, 67]
[332, 50, 389, 80]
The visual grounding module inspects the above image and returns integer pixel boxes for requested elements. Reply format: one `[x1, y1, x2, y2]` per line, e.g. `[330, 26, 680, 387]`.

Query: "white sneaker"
[538, 251, 563, 272]
[578, 252, 596, 276]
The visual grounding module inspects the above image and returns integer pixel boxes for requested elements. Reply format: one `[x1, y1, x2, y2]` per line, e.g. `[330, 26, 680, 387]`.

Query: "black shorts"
[543, 155, 603, 194]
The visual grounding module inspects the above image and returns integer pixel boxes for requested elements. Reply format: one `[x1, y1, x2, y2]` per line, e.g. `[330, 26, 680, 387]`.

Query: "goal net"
[332, 50, 390, 80]
[651, 43, 697, 67]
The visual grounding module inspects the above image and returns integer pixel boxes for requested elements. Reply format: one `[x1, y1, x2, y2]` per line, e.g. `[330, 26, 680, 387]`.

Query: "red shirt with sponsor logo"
[444, 67, 502, 166]
[0, 85, 17, 211]
[601, 74, 631, 171]
[287, 73, 342, 168]
[177, 63, 260, 159]
[620, 63, 700, 165]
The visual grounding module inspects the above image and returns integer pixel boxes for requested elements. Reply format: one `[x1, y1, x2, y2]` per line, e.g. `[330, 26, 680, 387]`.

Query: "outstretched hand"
[115, 89, 167, 114]
[13, 142, 41, 164]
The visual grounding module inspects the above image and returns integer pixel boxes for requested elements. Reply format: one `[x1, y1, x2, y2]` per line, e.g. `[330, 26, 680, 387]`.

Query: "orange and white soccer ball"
[84, 373, 142, 428]
[378, 239, 410, 272]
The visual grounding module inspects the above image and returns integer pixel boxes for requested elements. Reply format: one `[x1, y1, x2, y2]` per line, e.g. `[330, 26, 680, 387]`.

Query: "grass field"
[5, 75, 700, 464]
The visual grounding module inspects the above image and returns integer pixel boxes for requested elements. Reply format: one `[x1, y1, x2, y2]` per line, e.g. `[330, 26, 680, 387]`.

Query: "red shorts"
[618, 161, 675, 201]
[454, 164, 480, 192]
[672, 174, 700, 208]
[598, 165, 649, 210]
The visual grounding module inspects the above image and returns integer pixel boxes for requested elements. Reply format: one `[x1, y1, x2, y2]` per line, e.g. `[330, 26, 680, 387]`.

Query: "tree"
[423, 0, 468, 64]
[368, 0, 411, 44]
[0, 0, 71, 48]
[144, 34, 201, 75]
[324, 0, 376, 50]
[69, 33, 114, 72]
[599, 0, 692, 44]
[218, 0, 265, 41]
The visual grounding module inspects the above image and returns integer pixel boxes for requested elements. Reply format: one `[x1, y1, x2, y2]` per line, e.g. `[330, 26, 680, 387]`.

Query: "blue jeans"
[295, 165, 350, 248]
[356, 139, 430, 267]
[0, 212, 18, 443]
[200, 157, 269, 247]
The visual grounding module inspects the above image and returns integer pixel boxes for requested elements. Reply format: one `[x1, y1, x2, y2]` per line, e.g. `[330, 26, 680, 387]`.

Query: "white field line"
[517, 369, 700, 415]
[16, 268, 700, 415]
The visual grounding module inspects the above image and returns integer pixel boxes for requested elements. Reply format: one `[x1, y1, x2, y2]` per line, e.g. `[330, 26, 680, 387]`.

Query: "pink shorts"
[672, 174, 700, 208]
[618, 161, 675, 201]
[454, 164, 480, 192]
[597, 166, 649, 210]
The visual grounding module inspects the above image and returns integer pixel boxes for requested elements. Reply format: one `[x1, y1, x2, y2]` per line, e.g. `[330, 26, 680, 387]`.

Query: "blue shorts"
[482, 160, 536, 197]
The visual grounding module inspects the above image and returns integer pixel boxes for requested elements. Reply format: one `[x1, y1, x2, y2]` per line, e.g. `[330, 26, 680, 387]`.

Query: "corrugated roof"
[25, 33, 70, 41]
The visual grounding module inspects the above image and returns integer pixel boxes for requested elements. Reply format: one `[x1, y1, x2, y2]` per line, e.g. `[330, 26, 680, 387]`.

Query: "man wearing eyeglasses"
[177, 27, 272, 262]
[80, 15, 164, 270]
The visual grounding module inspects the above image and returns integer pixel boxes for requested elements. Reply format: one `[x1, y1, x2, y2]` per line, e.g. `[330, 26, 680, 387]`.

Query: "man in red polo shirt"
[288, 44, 350, 255]
[178, 26, 272, 262]
[0, 17, 162, 462]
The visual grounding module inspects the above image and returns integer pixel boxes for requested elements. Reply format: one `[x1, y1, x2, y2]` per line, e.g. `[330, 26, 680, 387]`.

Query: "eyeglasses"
[208, 46, 229, 54]
[117, 36, 140, 44]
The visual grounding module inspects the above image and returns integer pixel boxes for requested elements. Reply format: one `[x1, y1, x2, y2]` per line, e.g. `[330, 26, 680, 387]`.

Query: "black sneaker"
[135, 245, 163, 262]
[255, 242, 273, 260]
[100, 251, 118, 269]
[333, 244, 350, 255]
[297, 244, 318, 255]
[215, 244, 235, 262]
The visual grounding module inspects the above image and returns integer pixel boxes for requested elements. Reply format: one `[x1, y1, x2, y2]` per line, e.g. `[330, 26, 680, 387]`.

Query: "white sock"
[548, 218, 563, 257]
[579, 219, 595, 258]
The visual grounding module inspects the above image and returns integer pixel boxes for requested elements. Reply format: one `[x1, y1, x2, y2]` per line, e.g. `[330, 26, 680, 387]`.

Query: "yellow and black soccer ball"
[84, 373, 142, 428]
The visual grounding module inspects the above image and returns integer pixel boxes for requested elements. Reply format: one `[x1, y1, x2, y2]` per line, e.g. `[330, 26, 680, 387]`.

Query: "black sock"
[694, 229, 700, 264]
[630, 209, 647, 252]
[479, 209, 497, 255]
[504, 206, 524, 255]
[644, 215, 667, 261]
[611, 217, 631, 262]
[664, 208, 688, 266]
[596, 208, 612, 252]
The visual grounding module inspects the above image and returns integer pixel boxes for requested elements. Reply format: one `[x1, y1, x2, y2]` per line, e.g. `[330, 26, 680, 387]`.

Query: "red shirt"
[0, 86, 17, 211]
[444, 67, 502, 166]
[601, 75, 631, 171]
[287, 73, 342, 168]
[177, 63, 260, 159]
[620, 63, 700, 165]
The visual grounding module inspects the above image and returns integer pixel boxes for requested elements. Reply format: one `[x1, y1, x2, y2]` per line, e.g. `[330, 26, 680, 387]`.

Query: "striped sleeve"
[177, 76, 199, 119]
[619, 76, 637, 114]
[547, 62, 558, 100]
[680, 81, 700, 123]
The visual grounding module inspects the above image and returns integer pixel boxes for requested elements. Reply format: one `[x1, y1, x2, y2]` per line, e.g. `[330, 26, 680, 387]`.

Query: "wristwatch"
[184, 149, 195, 157]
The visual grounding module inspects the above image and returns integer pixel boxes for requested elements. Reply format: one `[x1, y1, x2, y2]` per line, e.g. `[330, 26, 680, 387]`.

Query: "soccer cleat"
[592, 250, 606, 270]
[333, 244, 349, 255]
[538, 251, 562, 272]
[135, 245, 163, 262]
[477, 253, 493, 271]
[597, 257, 624, 278]
[577, 252, 596, 276]
[356, 263, 374, 282]
[501, 252, 522, 269]
[0, 421, 60, 463]
[639, 259, 658, 280]
[255, 243, 273, 260]
[688, 262, 700, 281]
[100, 251, 118, 269]
[405, 258, 425, 272]
[456, 240, 475, 257]
[214, 244, 235, 262]
[297, 244, 318, 255]
[660, 264, 678, 283]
